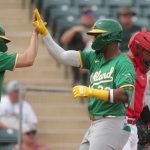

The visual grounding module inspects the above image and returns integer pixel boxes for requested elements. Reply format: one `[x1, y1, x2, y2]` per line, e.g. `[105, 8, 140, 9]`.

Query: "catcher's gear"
[128, 31, 150, 73]
[72, 85, 109, 101]
[137, 106, 150, 146]
[33, 8, 48, 36]
[87, 19, 122, 52]
[137, 119, 150, 146]
[0, 26, 11, 52]
[140, 106, 150, 124]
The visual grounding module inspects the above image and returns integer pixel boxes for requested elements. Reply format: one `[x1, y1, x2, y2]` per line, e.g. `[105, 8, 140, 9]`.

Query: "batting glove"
[72, 85, 109, 101]
[73, 85, 92, 98]
[32, 8, 48, 36]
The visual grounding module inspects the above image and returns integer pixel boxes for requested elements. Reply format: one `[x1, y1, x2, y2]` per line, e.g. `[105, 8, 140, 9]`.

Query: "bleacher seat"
[54, 16, 81, 41]
[136, 0, 150, 7]
[133, 17, 150, 29]
[42, 0, 71, 9]
[143, 7, 150, 17]
[105, 0, 133, 7]
[93, 7, 110, 19]
[42, 0, 71, 23]
[33, 0, 43, 13]
[73, 0, 103, 7]
[48, 6, 80, 28]
[0, 129, 18, 150]
[0, 144, 16, 150]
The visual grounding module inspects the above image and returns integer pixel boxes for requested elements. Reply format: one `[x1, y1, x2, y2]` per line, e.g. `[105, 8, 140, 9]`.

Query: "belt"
[127, 117, 137, 125]
[90, 115, 116, 121]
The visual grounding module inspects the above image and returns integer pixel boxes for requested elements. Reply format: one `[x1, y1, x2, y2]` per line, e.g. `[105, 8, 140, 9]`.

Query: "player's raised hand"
[32, 8, 48, 36]
[72, 85, 92, 99]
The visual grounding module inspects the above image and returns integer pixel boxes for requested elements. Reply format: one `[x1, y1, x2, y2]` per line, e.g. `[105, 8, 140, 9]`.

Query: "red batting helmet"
[128, 31, 150, 73]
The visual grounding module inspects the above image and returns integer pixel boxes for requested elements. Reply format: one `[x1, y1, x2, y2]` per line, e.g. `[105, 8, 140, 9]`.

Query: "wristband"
[109, 89, 114, 103]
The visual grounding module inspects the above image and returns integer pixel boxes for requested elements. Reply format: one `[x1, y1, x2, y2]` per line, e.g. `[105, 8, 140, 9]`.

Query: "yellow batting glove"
[32, 8, 48, 36]
[72, 85, 109, 101]
[73, 86, 92, 98]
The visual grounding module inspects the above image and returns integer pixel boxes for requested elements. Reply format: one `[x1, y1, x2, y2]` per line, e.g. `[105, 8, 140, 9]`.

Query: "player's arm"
[15, 29, 38, 68]
[32, 9, 81, 67]
[43, 33, 80, 67]
[73, 85, 133, 103]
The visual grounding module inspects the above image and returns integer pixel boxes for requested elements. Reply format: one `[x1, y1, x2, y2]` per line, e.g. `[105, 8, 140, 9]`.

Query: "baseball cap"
[6, 80, 21, 93]
[117, 6, 136, 17]
[0, 26, 11, 43]
[81, 7, 94, 17]
[22, 124, 37, 134]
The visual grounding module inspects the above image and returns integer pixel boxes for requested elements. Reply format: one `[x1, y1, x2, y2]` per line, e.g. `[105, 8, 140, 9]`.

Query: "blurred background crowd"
[0, 0, 150, 150]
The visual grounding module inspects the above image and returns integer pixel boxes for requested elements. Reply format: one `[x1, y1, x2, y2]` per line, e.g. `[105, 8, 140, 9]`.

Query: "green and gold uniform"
[0, 26, 18, 99]
[80, 51, 136, 116]
[0, 52, 17, 97]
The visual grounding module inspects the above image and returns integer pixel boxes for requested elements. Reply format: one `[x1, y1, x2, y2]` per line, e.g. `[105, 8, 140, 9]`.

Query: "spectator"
[60, 6, 94, 86]
[117, 6, 141, 52]
[13, 124, 50, 150]
[0, 80, 38, 129]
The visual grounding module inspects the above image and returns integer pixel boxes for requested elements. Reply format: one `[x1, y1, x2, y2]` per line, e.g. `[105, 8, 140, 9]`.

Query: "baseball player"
[123, 31, 150, 150]
[33, 9, 136, 150]
[0, 25, 38, 99]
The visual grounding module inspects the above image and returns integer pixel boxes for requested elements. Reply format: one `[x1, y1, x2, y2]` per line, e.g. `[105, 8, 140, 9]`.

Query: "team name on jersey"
[90, 67, 114, 86]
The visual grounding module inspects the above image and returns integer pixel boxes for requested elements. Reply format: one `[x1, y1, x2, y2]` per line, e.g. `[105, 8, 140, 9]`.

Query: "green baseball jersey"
[80, 51, 135, 116]
[0, 52, 17, 98]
